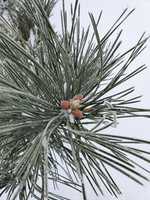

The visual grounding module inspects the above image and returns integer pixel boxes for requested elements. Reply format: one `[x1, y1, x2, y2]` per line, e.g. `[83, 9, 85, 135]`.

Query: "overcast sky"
[52, 0, 150, 199]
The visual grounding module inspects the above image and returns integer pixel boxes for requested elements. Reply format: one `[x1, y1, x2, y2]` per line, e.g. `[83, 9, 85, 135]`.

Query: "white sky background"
[52, 0, 150, 200]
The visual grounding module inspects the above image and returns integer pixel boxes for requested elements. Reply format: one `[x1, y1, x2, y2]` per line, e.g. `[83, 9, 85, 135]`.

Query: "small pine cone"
[17, 11, 33, 41]
[73, 95, 84, 101]
[72, 109, 83, 119]
[60, 100, 70, 110]
[70, 99, 81, 110]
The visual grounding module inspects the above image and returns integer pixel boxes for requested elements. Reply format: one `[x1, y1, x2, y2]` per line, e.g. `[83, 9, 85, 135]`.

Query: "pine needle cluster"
[0, 0, 150, 199]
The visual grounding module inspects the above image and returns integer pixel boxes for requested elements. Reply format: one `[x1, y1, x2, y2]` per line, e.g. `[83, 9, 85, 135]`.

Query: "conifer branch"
[0, 0, 150, 199]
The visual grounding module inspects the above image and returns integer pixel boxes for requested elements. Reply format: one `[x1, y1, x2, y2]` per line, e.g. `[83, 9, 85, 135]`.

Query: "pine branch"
[0, 0, 150, 199]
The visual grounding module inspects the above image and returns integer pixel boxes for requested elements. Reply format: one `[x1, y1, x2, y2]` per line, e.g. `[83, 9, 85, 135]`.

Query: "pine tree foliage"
[0, 0, 150, 199]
